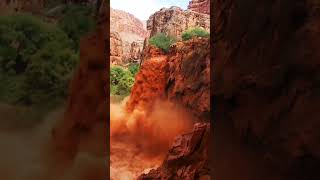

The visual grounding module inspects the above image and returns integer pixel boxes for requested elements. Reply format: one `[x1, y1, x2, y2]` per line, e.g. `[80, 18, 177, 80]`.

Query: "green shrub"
[23, 43, 78, 104]
[58, 5, 96, 51]
[0, 14, 78, 105]
[128, 63, 140, 77]
[149, 33, 176, 52]
[110, 66, 135, 96]
[182, 27, 210, 41]
[0, 14, 70, 73]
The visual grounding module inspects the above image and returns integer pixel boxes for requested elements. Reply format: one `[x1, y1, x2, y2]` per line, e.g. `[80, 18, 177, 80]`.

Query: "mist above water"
[0, 107, 106, 180]
[110, 97, 195, 179]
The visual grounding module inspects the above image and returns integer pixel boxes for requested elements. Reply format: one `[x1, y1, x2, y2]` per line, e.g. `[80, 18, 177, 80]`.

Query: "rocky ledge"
[138, 123, 210, 180]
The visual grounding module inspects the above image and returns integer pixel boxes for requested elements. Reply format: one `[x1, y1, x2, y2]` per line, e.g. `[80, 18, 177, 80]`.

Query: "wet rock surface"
[128, 38, 210, 119]
[125, 38, 211, 179]
[138, 123, 210, 180]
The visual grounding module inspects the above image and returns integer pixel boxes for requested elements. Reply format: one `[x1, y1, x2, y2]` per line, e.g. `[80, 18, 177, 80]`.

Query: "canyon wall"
[110, 8, 148, 38]
[139, 123, 210, 180]
[188, 0, 210, 15]
[212, 0, 320, 179]
[110, 8, 147, 65]
[127, 38, 210, 120]
[147, 6, 210, 40]
[123, 37, 210, 179]
[110, 32, 123, 64]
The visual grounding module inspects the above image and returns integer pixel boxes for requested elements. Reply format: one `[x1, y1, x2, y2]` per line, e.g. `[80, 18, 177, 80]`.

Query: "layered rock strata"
[188, 0, 210, 15]
[147, 6, 210, 40]
[110, 8, 147, 64]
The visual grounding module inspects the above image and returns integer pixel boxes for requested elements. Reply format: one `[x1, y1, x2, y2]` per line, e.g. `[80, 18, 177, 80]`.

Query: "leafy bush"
[128, 63, 140, 77]
[0, 14, 78, 105]
[110, 66, 134, 96]
[0, 14, 70, 73]
[58, 5, 96, 51]
[23, 43, 78, 104]
[182, 27, 210, 41]
[149, 33, 176, 52]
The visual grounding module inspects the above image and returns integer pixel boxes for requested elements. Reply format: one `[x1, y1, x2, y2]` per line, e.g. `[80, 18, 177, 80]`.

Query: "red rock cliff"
[147, 6, 210, 40]
[110, 8, 147, 64]
[125, 37, 211, 179]
[188, 0, 210, 15]
[110, 8, 148, 39]
[139, 123, 210, 180]
[127, 38, 210, 120]
[212, 0, 320, 179]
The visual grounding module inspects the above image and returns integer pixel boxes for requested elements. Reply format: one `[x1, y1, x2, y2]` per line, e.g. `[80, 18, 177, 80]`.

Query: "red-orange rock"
[127, 38, 210, 119]
[147, 6, 210, 40]
[188, 0, 210, 15]
[166, 38, 210, 120]
[138, 123, 210, 180]
[212, 0, 320, 179]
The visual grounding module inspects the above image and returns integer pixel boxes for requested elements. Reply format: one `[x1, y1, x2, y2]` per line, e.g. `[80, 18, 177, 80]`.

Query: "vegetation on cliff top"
[149, 27, 209, 53]
[149, 33, 176, 53]
[182, 27, 210, 41]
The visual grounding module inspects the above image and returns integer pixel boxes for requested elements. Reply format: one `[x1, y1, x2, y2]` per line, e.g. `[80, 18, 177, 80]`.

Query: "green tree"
[182, 27, 210, 41]
[149, 33, 176, 53]
[128, 63, 140, 77]
[0, 13, 70, 73]
[0, 13, 78, 105]
[110, 66, 134, 96]
[58, 5, 96, 51]
[23, 42, 78, 104]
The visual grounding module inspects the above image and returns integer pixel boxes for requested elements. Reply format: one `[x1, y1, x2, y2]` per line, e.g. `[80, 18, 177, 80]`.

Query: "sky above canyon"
[110, 0, 190, 20]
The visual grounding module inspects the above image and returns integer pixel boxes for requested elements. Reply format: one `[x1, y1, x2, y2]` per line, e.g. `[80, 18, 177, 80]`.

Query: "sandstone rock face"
[138, 123, 210, 180]
[110, 32, 123, 65]
[127, 38, 210, 119]
[212, 0, 320, 179]
[131, 39, 210, 179]
[167, 38, 210, 120]
[129, 41, 142, 62]
[110, 8, 147, 64]
[110, 8, 148, 39]
[147, 6, 210, 40]
[188, 0, 210, 15]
